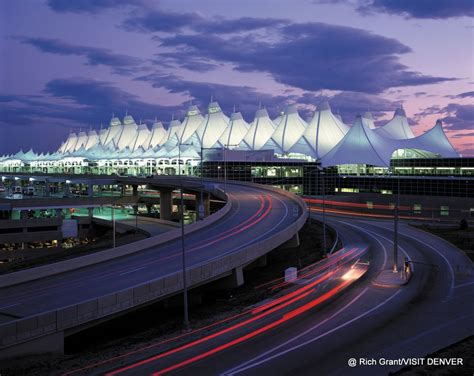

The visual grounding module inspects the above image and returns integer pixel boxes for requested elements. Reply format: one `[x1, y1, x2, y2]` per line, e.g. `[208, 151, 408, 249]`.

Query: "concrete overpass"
[0, 176, 307, 359]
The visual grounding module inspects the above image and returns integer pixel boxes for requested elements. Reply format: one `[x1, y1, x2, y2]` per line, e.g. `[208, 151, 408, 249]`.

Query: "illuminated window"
[440, 206, 449, 216]
[414, 204, 421, 214]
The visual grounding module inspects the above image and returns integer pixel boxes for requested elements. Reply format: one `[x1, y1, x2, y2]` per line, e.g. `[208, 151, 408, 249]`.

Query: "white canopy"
[218, 111, 250, 148]
[85, 129, 99, 150]
[374, 107, 415, 139]
[240, 108, 276, 150]
[196, 101, 229, 148]
[264, 104, 307, 154]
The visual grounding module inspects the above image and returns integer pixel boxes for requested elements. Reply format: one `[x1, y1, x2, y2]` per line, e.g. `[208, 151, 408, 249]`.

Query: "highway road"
[72, 215, 473, 375]
[0, 179, 303, 323]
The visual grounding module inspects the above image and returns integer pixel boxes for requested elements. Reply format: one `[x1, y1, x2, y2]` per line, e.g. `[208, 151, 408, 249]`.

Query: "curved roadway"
[0, 179, 304, 322]
[79, 214, 474, 376]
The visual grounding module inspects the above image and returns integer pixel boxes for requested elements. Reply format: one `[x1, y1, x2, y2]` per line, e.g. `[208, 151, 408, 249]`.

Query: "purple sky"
[0, 0, 473, 155]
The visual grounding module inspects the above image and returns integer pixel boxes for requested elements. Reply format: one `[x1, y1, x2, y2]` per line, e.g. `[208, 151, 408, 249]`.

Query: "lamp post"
[392, 170, 400, 273]
[321, 169, 327, 257]
[111, 204, 116, 248]
[223, 144, 239, 193]
[178, 142, 192, 330]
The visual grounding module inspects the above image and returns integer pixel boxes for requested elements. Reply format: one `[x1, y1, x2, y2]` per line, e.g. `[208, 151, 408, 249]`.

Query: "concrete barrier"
[0, 190, 231, 289]
[0, 180, 308, 356]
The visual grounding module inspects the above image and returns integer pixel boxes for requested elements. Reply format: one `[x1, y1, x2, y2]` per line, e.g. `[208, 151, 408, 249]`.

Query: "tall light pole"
[393, 171, 400, 273]
[178, 142, 192, 330]
[223, 144, 238, 193]
[321, 169, 327, 257]
[111, 204, 116, 248]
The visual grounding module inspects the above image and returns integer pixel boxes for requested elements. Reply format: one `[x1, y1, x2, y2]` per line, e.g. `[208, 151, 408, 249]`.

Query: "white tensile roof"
[27, 101, 456, 166]
[129, 122, 151, 151]
[98, 126, 108, 145]
[240, 108, 276, 150]
[264, 104, 307, 154]
[161, 119, 183, 151]
[322, 117, 459, 167]
[403, 120, 459, 158]
[64, 132, 78, 153]
[103, 116, 123, 146]
[322, 115, 395, 167]
[115, 115, 138, 150]
[178, 105, 204, 145]
[196, 101, 229, 149]
[374, 107, 415, 139]
[218, 111, 250, 148]
[362, 111, 376, 129]
[144, 120, 168, 149]
[295, 101, 349, 158]
[85, 129, 99, 150]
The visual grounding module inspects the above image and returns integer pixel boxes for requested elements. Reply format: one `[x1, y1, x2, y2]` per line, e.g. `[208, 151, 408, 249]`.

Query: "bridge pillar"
[196, 192, 210, 219]
[146, 204, 152, 215]
[87, 183, 93, 197]
[257, 254, 267, 267]
[63, 182, 70, 198]
[44, 180, 50, 197]
[87, 207, 94, 218]
[160, 189, 173, 221]
[220, 267, 244, 288]
[280, 232, 300, 249]
[132, 185, 138, 197]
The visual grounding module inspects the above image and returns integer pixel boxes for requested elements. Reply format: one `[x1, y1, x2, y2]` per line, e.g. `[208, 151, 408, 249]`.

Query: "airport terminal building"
[0, 101, 472, 197]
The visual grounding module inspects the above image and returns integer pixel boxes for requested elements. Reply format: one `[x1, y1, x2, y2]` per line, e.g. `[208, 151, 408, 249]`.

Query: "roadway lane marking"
[119, 267, 146, 276]
[341, 221, 414, 273]
[220, 287, 369, 376]
[360, 222, 455, 295]
[223, 289, 402, 376]
[454, 280, 474, 289]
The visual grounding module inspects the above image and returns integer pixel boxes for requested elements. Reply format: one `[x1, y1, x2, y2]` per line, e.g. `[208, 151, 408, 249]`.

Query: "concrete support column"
[44, 181, 50, 197]
[55, 209, 63, 218]
[87, 207, 94, 218]
[132, 185, 138, 197]
[257, 254, 267, 267]
[160, 188, 173, 220]
[87, 183, 93, 197]
[196, 192, 211, 219]
[20, 210, 28, 220]
[220, 267, 244, 288]
[146, 204, 152, 215]
[132, 205, 138, 216]
[64, 182, 71, 198]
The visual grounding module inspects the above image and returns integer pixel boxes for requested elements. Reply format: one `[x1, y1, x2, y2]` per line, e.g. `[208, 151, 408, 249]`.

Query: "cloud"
[0, 78, 182, 153]
[47, 0, 148, 13]
[446, 91, 474, 99]
[357, 0, 474, 19]
[19, 37, 143, 75]
[441, 103, 474, 131]
[154, 21, 454, 93]
[122, 10, 286, 34]
[134, 73, 292, 119]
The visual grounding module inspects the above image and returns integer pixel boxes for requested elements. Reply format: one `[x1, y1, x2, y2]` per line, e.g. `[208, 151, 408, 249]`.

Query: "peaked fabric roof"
[374, 107, 415, 139]
[240, 108, 276, 150]
[264, 105, 307, 154]
[144, 121, 168, 149]
[218, 111, 250, 148]
[196, 101, 229, 148]
[295, 101, 349, 158]
[362, 111, 376, 129]
[322, 115, 395, 167]
[178, 105, 204, 144]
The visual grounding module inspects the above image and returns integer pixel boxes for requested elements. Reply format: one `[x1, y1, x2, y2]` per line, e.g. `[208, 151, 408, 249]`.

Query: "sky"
[0, 0, 472, 155]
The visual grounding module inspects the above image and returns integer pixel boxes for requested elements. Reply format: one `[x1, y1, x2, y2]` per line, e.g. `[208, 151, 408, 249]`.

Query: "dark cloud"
[47, 0, 147, 13]
[19, 37, 143, 75]
[155, 22, 454, 94]
[122, 10, 286, 34]
[0, 78, 182, 153]
[358, 0, 474, 19]
[134, 73, 292, 120]
[441, 103, 474, 131]
[451, 132, 474, 138]
[446, 91, 474, 99]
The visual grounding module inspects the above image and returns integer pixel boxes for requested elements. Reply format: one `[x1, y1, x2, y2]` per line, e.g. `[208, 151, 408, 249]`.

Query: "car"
[23, 186, 35, 196]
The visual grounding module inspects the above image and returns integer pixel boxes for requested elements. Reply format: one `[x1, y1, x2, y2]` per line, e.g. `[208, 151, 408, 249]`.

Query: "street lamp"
[392, 170, 400, 273]
[319, 168, 327, 257]
[178, 141, 192, 330]
[223, 144, 239, 193]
